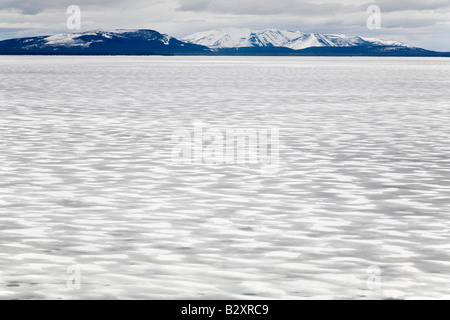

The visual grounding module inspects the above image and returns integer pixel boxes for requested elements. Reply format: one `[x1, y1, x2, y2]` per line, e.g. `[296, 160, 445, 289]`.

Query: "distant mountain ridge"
[0, 28, 448, 56]
[0, 29, 209, 55]
[183, 28, 407, 50]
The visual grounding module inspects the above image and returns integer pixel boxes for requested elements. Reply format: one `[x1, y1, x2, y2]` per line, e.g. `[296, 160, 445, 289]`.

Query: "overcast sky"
[0, 0, 449, 51]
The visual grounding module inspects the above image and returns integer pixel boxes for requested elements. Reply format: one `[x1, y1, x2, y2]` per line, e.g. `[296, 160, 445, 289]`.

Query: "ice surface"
[0, 56, 450, 299]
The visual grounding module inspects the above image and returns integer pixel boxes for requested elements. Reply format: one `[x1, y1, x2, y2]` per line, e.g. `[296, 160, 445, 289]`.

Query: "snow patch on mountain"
[45, 33, 94, 47]
[39, 30, 173, 48]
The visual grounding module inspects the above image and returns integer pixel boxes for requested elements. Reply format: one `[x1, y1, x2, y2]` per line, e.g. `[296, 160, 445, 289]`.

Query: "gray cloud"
[176, 0, 450, 15]
[177, 0, 363, 15]
[375, 0, 450, 12]
[0, 0, 130, 14]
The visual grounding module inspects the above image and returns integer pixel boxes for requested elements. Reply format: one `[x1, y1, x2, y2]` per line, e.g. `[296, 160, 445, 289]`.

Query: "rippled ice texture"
[1, 56, 450, 299]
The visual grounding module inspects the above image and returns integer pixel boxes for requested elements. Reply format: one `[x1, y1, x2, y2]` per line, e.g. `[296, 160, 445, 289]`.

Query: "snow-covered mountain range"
[0, 28, 447, 56]
[0, 29, 209, 55]
[183, 28, 407, 50]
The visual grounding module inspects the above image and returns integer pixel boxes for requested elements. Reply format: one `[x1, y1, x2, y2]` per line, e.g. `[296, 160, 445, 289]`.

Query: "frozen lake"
[0, 56, 450, 299]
